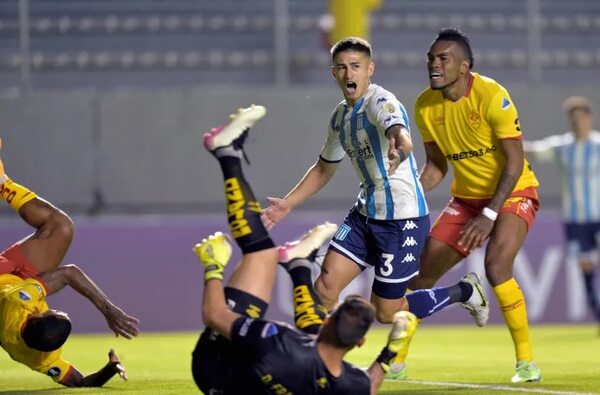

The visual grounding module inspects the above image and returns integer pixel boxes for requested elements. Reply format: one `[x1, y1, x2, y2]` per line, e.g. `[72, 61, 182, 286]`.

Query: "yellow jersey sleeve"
[486, 89, 522, 140]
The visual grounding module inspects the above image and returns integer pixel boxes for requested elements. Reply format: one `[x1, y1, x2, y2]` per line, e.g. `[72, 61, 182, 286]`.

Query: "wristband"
[375, 346, 397, 372]
[481, 207, 498, 221]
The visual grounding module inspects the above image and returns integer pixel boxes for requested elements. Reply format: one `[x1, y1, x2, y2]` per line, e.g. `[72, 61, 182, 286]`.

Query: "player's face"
[427, 40, 469, 91]
[569, 108, 594, 137]
[332, 50, 374, 106]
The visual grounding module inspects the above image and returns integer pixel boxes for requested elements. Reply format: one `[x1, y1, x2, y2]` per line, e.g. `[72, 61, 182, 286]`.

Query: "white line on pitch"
[399, 380, 596, 395]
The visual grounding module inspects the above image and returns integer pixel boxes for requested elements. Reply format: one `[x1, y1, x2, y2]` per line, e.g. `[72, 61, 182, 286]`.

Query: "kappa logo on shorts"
[401, 253, 416, 263]
[334, 224, 351, 241]
[402, 221, 418, 231]
[402, 237, 418, 247]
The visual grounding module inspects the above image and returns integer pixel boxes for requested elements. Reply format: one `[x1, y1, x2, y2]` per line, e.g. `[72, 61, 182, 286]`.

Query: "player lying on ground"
[0, 138, 139, 386]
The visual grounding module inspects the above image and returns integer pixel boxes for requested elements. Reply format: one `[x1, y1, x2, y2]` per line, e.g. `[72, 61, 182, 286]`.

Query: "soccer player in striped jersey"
[261, 37, 487, 332]
[401, 27, 542, 383]
[524, 96, 600, 326]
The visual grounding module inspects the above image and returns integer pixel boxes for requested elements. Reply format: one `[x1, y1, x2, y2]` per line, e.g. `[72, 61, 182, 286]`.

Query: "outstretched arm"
[261, 158, 339, 230]
[195, 232, 240, 339]
[38, 265, 139, 338]
[60, 349, 127, 387]
[386, 125, 413, 175]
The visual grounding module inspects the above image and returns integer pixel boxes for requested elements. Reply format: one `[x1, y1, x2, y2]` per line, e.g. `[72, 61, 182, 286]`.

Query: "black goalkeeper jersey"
[230, 316, 371, 395]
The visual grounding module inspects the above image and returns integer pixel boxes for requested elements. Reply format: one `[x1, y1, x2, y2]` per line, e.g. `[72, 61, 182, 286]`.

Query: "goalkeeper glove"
[376, 311, 418, 372]
[193, 232, 233, 281]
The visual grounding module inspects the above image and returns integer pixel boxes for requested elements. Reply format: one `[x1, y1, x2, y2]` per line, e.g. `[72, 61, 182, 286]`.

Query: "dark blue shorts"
[564, 222, 600, 257]
[329, 208, 430, 299]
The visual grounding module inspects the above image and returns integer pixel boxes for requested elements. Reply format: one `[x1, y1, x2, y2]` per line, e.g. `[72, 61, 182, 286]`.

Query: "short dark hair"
[331, 295, 375, 348]
[331, 37, 372, 61]
[22, 314, 72, 352]
[434, 27, 474, 69]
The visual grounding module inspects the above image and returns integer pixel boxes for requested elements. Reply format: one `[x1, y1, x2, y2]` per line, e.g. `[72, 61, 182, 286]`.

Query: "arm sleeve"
[41, 356, 74, 383]
[523, 135, 565, 162]
[319, 109, 346, 163]
[366, 90, 406, 134]
[230, 317, 294, 360]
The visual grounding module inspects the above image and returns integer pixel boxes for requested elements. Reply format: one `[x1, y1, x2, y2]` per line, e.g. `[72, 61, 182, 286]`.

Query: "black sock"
[287, 262, 327, 335]
[217, 156, 274, 254]
[224, 287, 268, 318]
[453, 281, 473, 303]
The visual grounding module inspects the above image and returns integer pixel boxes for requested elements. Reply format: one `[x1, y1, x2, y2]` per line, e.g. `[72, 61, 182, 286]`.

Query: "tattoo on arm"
[488, 173, 518, 211]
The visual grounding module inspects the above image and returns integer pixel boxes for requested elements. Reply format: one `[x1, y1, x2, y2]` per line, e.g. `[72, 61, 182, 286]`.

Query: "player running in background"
[0, 138, 139, 386]
[524, 96, 600, 327]
[260, 38, 488, 341]
[396, 27, 541, 383]
[193, 104, 417, 394]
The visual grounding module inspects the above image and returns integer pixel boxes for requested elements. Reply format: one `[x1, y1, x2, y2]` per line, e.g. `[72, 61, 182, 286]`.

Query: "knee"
[314, 276, 336, 304]
[50, 209, 74, 244]
[484, 257, 512, 286]
[375, 301, 408, 324]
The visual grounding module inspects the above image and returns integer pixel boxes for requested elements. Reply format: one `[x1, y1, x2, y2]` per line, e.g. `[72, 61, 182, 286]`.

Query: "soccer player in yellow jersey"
[0, 138, 139, 386]
[396, 27, 542, 383]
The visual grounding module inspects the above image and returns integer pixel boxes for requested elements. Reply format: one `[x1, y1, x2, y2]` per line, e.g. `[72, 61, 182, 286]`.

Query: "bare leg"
[15, 198, 74, 273]
[314, 250, 362, 310]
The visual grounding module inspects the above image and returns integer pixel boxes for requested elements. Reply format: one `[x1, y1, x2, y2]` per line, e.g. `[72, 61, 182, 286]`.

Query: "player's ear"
[368, 62, 375, 78]
[459, 59, 470, 75]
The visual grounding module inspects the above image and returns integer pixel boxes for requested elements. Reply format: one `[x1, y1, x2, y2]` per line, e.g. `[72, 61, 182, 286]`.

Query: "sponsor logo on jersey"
[502, 98, 511, 110]
[383, 103, 396, 113]
[434, 116, 445, 125]
[335, 224, 351, 241]
[347, 142, 374, 161]
[384, 115, 399, 123]
[402, 236, 418, 247]
[446, 145, 497, 161]
[376, 96, 388, 104]
[18, 291, 31, 301]
[402, 220, 418, 231]
[47, 367, 61, 378]
[401, 253, 416, 263]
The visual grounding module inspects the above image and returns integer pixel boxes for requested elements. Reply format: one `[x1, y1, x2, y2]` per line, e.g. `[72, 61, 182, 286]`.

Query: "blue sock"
[406, 287, 453, 319]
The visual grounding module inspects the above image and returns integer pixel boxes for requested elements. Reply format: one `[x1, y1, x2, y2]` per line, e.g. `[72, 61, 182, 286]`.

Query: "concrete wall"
[1, 83, 599, 213]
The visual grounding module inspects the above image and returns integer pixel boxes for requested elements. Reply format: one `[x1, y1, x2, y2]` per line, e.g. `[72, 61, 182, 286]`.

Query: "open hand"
[458, 215, 495, 253]
[104, 305, 140, 339]
[261, 197, 291, 230]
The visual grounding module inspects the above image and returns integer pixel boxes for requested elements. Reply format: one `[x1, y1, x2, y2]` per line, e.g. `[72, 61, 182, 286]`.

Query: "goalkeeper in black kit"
[191, 104, 416, 394]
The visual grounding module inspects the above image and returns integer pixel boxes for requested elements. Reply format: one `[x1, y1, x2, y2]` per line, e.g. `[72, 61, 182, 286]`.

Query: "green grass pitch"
[1, 324, 599, 394]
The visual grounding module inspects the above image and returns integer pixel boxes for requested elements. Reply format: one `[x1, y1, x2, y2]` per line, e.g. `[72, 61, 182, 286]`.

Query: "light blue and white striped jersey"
[525, 130, 600, 223]
[319, 84, 428, 220]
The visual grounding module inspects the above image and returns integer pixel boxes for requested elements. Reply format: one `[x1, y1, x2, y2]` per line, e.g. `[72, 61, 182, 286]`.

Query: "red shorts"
[430, 188, 540, 257]
[0, 244, 48, 290]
